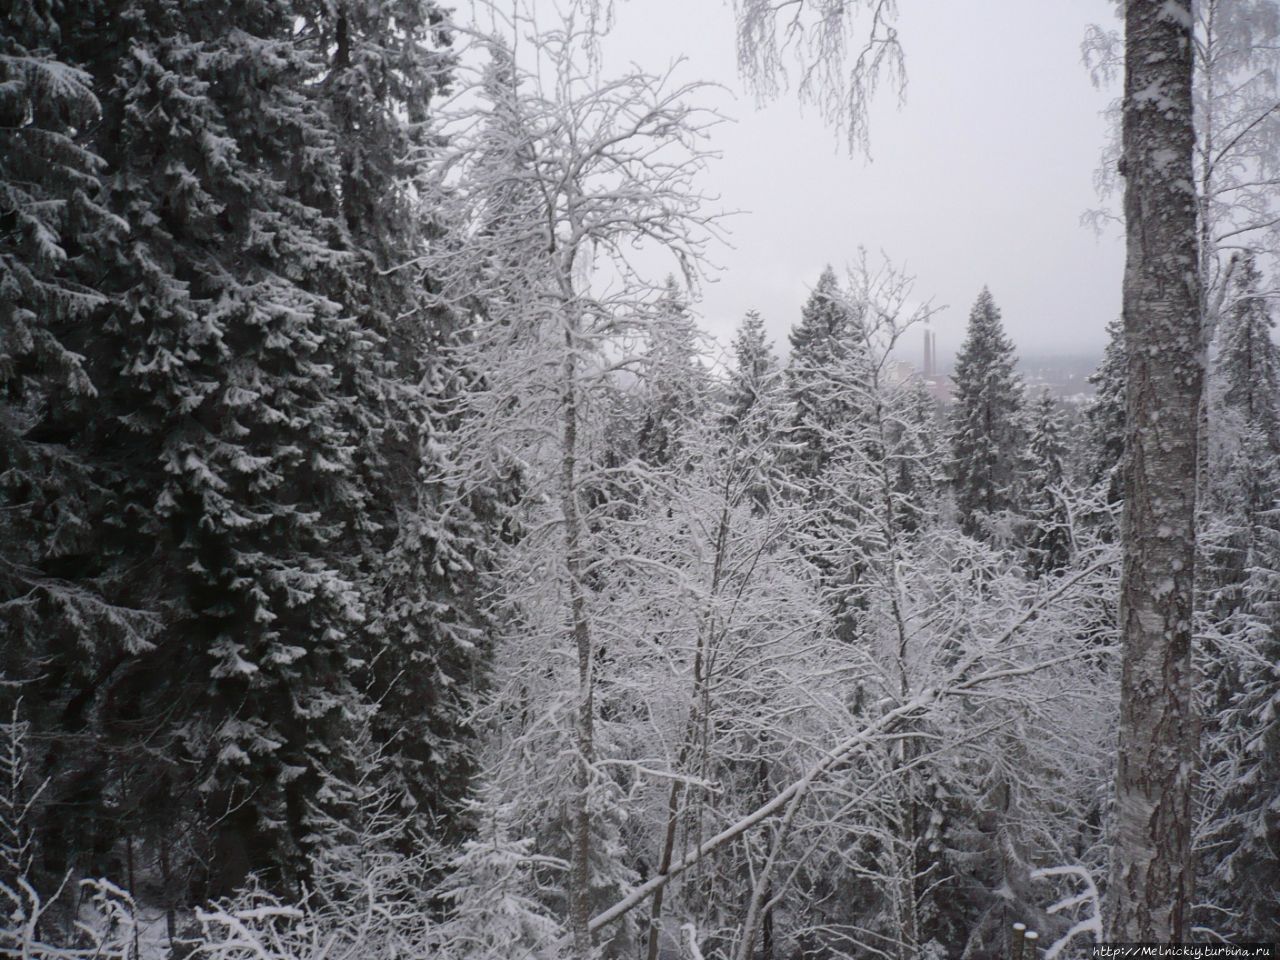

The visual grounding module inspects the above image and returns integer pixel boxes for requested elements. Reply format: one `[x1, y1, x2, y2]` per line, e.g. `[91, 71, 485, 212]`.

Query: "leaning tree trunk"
[1106, 0, 1201, 942]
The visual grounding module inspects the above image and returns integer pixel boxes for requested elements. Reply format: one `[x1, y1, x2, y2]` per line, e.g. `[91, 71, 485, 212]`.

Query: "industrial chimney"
[923, 328, 937, 378]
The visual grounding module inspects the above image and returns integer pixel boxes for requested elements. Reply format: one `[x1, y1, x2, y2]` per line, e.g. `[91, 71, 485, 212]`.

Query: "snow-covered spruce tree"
[720, 309, 789, 513]
[57, 0, 405, 894]
[756, 263, 944, 960]
[356, 398, 512, 837]
[786, 260, 931, 623]
[1206, 507, 1280, 941]
[892, 376, 946, 534]
[1199, 256, 1280, 635]
[724, 310, 776, 429]
[1195, 253, 1280, 940]
[0, 0, 125, 647]
[635, 276, 710, 469]
[0, 0, 171, 903]
[784, 265, 865, 486]
[1210, 254, 1280, 470]
[422, 27, 720, 957]
[1025, 391, 1072, 578]
[434, 785, 566, 958]
[947, 287, 1026, 543]
[299, 0, 503, 838]
[1082, 318, 1127, 508]
[783, 266, 876, 638]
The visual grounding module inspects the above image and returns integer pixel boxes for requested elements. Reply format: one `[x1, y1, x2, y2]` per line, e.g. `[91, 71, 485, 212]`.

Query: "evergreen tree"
[0, 1, 112, 523]
[636, 277, 708, 467]
[724, 310, 774, 429]
[23, 0, 469, 896]
[1215, 255, 1280, 451]
[887, 376, 944, 534]
[721, 310, 788, 511]
[85, 0, 375, 893]
[1201, 257, 1280, 616]
[1025, 391, 1072, 577]
[784, 265, 866, 483]
[1211, 504, 1280, 941]
[783, 267, 876, 638]
[0, 0, 160, 901]
[1083, 318, 1127, 505]
[306, 0, 497, 839]
[0, 2, 120, 641]
[1197, 254, 1280, 939]
[947, 287, 1026, 540]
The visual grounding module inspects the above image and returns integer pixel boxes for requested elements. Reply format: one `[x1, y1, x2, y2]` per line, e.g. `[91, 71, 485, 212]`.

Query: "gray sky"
[595, 0, 1125, 367]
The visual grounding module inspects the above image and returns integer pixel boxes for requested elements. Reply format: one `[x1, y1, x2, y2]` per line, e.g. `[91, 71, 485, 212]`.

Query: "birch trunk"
[1106, 0, 1201, 941]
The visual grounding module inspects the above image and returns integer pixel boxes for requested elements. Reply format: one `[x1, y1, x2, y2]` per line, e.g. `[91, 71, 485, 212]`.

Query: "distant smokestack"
[923, 328, 930, 376]
[930, 331, 937, 377]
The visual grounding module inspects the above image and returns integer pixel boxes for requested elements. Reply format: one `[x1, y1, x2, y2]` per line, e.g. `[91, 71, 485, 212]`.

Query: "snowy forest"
[1, 0, 1278, 957]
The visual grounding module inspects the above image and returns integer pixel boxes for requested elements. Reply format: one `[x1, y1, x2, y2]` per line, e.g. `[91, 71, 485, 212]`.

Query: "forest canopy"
[1, 1, 1278, 958]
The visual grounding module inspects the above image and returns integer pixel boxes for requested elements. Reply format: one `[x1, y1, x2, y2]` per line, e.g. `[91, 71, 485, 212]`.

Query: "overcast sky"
[588, 0, 1126, 367]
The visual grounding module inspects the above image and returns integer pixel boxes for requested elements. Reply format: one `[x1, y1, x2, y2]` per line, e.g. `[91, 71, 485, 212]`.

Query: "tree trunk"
[1106, 0, 1201, 941]
[562, 318, 596, 958]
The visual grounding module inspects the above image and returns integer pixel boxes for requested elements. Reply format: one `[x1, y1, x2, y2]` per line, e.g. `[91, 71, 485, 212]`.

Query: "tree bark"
[1106, 0, 1201, 941]
[562, 315, 596, 959]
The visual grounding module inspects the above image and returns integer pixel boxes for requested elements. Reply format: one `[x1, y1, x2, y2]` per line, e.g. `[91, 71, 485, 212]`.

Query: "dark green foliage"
[1216, 255, 1280, 450]
[306, 0, 498, 840]
[887, 377, 944, 534]
[1, 0, 495, 906]
[947, 288, 1026, 540]
[71, 0, 392, 891]
[1025, 391, 1072, 577]
[1083, 318, 1127, 505]
[636, 277, 708, 468]
[724, 310, 774, 431]
[782, 267, 875, 638]
[1211, 511, 1280, 942]
[0, 0, 159, 901]
[364, 408, 512, 832]
[785, 265, 867, 482]
[1198, 254, 1280, 940]
[721, 309, 787, 511]
[0, 0, 137, 660]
